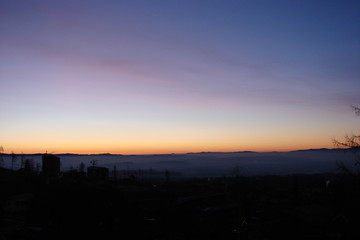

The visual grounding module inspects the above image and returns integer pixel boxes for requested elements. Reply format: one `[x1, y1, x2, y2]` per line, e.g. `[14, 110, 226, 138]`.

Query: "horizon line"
[0, 147, 348, 156]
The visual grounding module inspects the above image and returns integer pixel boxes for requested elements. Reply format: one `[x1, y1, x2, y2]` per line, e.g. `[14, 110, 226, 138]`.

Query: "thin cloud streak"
[1, 0, 360, 153]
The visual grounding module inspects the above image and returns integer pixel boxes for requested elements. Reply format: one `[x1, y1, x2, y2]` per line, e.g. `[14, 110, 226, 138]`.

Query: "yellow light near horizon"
[1, 114, 337, 154]
[3, 133, 334, 155]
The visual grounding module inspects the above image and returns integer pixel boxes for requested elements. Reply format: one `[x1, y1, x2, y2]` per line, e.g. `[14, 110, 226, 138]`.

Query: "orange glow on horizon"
[3, 141, 334, 155]
[1, 122, 340, 155]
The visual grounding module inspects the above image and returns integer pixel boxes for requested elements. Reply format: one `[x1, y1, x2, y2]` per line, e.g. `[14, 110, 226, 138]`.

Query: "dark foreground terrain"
[1, 168, 360, 240]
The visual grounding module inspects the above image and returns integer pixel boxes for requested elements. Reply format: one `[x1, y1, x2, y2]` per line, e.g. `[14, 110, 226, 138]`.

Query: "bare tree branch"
[333, 105, 360, 176]
[352, 105, 360, 116]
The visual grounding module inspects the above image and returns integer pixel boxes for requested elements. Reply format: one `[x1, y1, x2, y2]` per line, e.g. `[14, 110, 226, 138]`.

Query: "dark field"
[1, 167, 360, 240]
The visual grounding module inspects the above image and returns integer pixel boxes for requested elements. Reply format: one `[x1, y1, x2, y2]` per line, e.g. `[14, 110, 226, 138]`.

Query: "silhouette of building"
[87, 166, 109, 180]
[42, 154, 60, 177]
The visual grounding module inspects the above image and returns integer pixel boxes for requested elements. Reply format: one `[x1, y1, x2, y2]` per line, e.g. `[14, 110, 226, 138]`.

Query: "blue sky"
[1, 0, 359, 153]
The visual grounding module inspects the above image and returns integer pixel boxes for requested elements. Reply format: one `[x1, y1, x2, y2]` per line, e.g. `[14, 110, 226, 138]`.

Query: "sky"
[1, 0, 360, 154]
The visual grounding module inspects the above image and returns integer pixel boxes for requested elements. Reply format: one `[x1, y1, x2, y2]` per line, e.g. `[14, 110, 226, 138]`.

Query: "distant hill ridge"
[0, 148, 354, 156]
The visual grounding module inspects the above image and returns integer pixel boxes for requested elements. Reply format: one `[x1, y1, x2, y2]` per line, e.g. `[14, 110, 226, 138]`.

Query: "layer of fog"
[2, 149, 358, 177]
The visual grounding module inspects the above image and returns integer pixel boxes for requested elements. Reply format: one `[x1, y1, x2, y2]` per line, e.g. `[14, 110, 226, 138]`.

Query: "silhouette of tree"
[24, 158, 34, 172]
[353, 105, 360, 116]
[334, 105, 360, 149]
[333, 105, 360, 175]
[11, 151, 17, 170]
[20, 152, 25, 168]
[79, 162, 86, 172]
